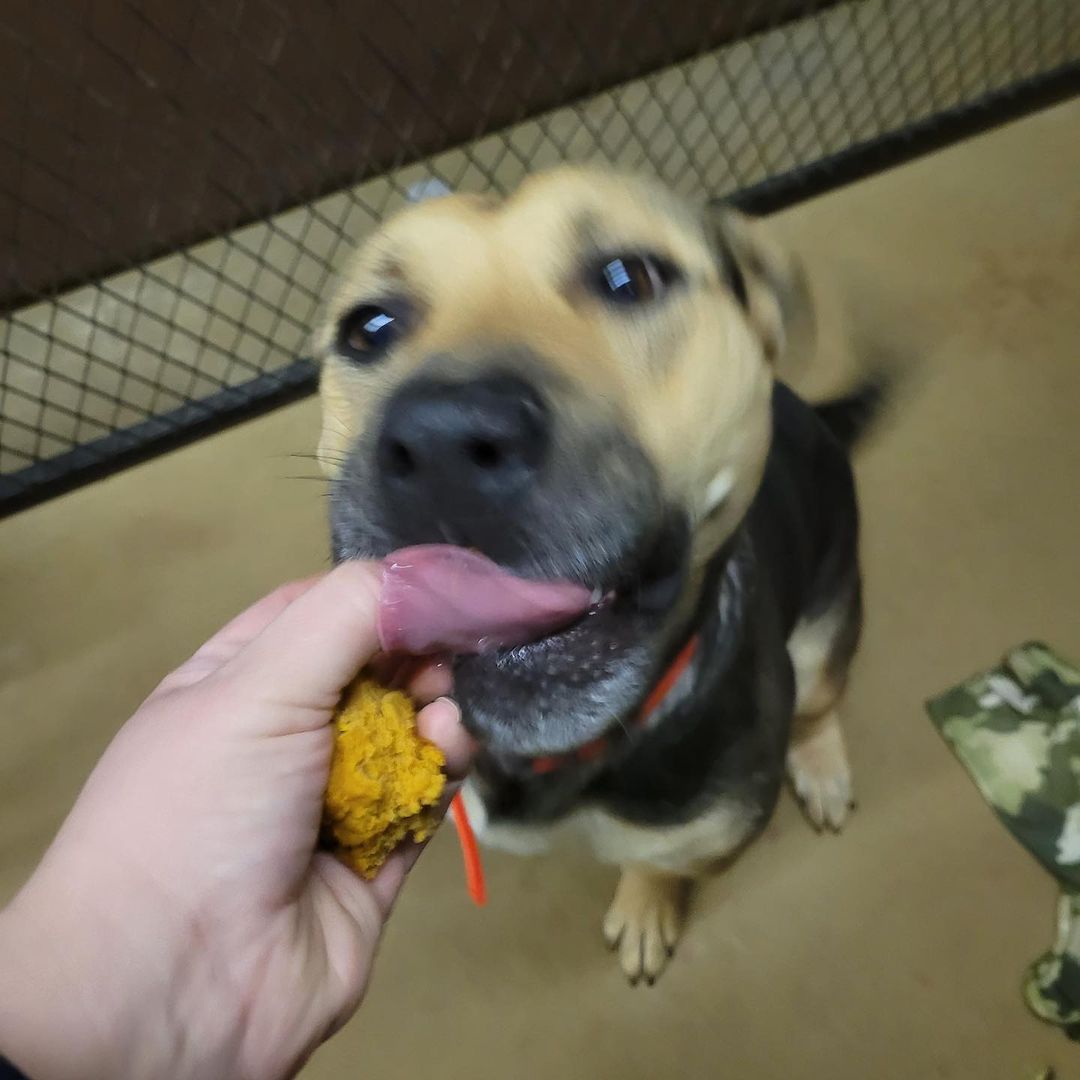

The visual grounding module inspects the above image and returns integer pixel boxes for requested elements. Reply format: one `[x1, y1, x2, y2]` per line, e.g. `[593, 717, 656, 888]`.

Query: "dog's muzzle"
[375, 372, 549, 559]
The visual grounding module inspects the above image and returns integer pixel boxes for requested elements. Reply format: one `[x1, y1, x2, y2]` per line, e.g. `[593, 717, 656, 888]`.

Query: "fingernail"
[433, 695, 461, 719]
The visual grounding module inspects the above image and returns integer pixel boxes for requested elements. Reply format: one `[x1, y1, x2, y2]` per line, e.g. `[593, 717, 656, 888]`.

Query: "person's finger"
[198, 574, 325, 658]
[311, 850, 388, 944]
[364, 654, 452, 705]
[157, 574, 325, 693]
[365, 784, 458, 914]
[186, 578, 324, 669]
[405, 655, 453, 705]
[222, 560, 384, 725]
[415, 697, 473, 780]
[365, 652, 424, 691]
[367, 847, 412, 917]
[316, 831, 426, 924]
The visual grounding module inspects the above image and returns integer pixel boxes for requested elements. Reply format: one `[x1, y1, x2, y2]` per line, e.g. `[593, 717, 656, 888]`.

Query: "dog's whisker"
[286, 450, 349, 466]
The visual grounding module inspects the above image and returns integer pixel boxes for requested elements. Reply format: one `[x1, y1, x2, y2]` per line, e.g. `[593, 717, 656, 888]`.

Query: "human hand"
[0, 561, 471, 1080]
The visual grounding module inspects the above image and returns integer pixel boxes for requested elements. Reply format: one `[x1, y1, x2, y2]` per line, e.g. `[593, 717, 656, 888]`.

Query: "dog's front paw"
[602, 867, 688, 986]
[787, 710, 854, 831]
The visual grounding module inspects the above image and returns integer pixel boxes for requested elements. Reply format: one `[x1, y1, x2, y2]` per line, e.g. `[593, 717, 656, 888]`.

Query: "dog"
[316, 167, 882, 984]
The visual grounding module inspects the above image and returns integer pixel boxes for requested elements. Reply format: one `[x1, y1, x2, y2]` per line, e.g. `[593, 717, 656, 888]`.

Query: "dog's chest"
[461, 780, 758, 872]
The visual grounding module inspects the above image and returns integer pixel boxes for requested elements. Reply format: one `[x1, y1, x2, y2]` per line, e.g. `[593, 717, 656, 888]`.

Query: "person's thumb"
[221, 559, 384, 733]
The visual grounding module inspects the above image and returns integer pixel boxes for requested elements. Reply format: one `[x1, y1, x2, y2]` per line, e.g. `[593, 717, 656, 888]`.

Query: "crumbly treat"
[322, 678, 446, 878]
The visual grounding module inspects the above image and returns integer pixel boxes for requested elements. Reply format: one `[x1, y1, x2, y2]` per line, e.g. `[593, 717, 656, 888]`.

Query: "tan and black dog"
[316, 168, 881, 984]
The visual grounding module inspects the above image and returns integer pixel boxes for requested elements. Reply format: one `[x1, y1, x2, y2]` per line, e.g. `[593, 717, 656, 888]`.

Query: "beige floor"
[3, 100, 1079, 1078]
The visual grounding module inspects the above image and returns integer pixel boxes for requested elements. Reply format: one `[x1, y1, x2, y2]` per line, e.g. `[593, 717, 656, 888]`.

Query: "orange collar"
[528, 633, 701, 774]
[449, 633, 701, 906]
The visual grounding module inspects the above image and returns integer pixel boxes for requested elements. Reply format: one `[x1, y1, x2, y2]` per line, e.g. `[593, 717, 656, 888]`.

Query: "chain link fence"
[1, 0, 1077, 514]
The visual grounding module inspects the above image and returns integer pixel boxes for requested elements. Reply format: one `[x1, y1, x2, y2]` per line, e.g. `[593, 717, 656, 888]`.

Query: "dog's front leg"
[602, 864, 691, 986]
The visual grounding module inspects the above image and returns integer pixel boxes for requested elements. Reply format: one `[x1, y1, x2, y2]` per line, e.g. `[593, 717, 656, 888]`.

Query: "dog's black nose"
[376, 374, 550, 540]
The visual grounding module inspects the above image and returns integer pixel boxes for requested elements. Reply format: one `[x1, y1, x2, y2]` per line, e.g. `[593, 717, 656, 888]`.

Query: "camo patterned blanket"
[927, 642, 1080, 1041]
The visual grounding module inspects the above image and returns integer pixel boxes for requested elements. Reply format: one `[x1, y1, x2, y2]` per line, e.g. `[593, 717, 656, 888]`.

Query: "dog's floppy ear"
[709, 205, 812, 365]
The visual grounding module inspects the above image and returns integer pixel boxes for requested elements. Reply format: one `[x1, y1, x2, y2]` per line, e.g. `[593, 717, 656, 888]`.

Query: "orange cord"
[450, 791, 487, 906]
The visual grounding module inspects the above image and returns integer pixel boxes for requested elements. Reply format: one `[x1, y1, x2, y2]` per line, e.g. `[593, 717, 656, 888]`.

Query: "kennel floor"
[2, 99, 1078, 1079]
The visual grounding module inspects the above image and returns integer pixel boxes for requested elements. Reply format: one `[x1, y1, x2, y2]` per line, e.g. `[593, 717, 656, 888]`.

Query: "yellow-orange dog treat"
[322, 678, 446, 878]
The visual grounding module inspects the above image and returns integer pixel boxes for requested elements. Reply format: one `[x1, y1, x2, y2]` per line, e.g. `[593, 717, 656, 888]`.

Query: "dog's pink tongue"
[378, 545, 592, 655]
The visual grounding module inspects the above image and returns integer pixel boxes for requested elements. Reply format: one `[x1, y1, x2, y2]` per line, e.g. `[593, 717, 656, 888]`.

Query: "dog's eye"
[337, 304, 406, 361]
[589, 254, 682, 305]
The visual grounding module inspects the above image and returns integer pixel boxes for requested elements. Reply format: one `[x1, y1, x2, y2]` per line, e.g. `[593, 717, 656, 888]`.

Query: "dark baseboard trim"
[0, 360, 318, 518]
[727, 61, 1079, 214]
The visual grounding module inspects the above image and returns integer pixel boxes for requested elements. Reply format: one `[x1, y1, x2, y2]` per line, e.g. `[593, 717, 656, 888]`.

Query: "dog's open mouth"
[376, 515, 690, 659]
[359, 515, 691, 756]
[377, 544, 594, 655]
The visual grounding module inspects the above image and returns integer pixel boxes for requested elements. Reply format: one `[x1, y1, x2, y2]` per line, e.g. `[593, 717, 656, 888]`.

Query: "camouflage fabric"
[927, 642, 1080, 1041]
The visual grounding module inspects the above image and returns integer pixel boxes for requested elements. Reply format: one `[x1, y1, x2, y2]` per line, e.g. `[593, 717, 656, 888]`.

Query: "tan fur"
[602, 866, 689, 984]
[793, 667, 845, 725]
[785, 592, 860, 830]
[788, 606, 848, 718]
[461, 778, 759, 870]
[787, 709, 854, 832]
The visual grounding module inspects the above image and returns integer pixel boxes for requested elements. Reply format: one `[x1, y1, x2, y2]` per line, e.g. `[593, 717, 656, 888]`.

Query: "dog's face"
[317, 168, 802, 755]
